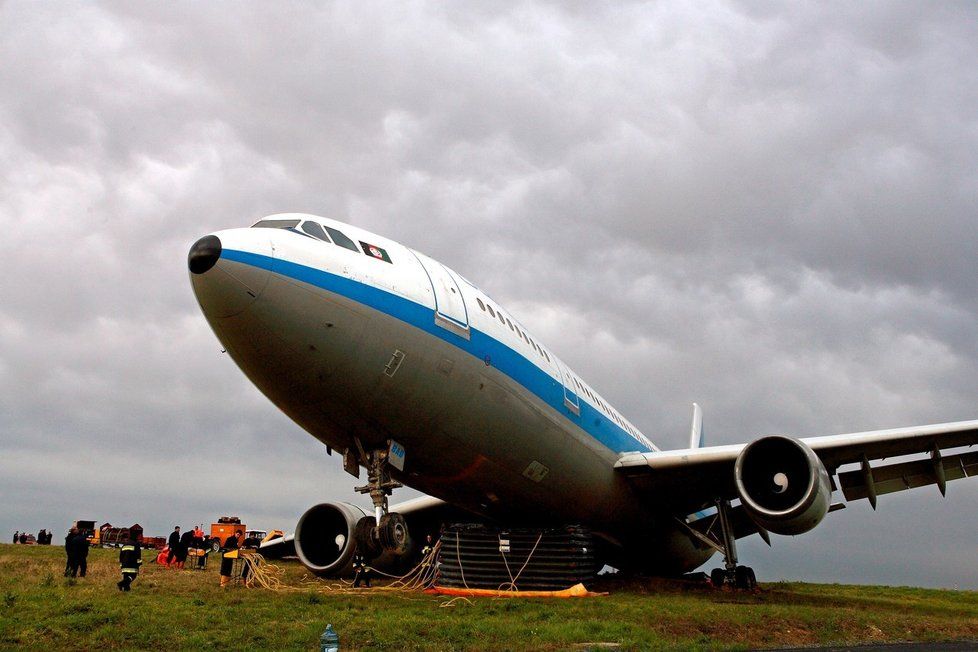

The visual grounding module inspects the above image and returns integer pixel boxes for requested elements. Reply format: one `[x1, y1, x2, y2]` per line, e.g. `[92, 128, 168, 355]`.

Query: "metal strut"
[716, 498, 738, 572]
[674, 498, 755, 589]
[353, 445, 403, 524]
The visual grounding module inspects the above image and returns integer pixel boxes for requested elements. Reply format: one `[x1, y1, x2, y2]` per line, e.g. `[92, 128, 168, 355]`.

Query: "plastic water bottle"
[320, 624, 339, 652]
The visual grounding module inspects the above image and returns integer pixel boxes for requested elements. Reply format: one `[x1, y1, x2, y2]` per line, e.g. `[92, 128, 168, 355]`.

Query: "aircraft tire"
[378, 512, 410, 555]
[710, 568, 726, 588]
[354, 516, 381, 559]
[735, 566, 756, 590]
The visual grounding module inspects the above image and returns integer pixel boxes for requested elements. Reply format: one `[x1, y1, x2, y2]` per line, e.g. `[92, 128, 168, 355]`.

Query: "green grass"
[2, 543, 978, 650]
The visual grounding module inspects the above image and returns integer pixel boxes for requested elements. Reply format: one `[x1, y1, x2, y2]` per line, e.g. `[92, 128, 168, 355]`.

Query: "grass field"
[3, 543, 978, 650]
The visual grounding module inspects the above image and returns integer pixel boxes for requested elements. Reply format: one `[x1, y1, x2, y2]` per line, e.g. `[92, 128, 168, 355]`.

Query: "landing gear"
[710, 498, 757, 590]
[678, 498, 758, 591]
[349, 440, 411, 559]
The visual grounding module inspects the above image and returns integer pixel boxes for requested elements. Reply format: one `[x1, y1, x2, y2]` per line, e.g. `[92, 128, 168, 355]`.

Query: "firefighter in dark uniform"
[68, 529, 89, 577]
[117, 537, 142, 591]
[166, 526, 180, 565]
[352, 553, 371, 588]
[420, 534, 437, 583]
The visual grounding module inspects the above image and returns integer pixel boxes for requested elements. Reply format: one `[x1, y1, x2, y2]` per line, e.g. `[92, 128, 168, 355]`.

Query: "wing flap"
[838, 450, 978, 502]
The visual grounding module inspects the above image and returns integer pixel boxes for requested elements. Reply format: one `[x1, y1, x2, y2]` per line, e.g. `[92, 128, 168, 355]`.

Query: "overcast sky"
[2, 1, 977, 588]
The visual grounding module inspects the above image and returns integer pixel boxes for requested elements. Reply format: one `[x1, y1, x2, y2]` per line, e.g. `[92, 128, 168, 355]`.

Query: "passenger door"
[411, 250, 470, 339]
[556, 360, 581, 416]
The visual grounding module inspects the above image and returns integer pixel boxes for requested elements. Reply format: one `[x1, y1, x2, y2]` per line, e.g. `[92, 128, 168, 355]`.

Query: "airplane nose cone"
[189, 231, 272, 319]
[188, 235, 222, 274]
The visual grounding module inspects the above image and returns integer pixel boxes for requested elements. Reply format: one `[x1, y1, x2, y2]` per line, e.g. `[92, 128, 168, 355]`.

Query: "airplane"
[188, 213, 978, 589]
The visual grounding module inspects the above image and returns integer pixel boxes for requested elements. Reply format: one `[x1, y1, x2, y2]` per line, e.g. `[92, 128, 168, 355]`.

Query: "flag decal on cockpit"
[360, 241, 392, 263]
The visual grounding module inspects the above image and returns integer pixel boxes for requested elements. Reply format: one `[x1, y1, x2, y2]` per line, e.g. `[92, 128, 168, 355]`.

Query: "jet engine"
[733, 435, 831, 535]
[293, 502, 368, 576]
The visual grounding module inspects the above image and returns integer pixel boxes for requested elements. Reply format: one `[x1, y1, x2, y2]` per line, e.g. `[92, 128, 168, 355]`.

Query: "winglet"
[689, 403, 704, 449]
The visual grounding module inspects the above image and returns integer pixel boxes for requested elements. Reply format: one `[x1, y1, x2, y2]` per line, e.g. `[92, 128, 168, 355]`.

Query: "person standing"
[12, 531, 18, 544]
[223, 530, 240, 551]
[352, 553, 371, 588]
[166, 526, 180, 566]
[117, 536, 142, 591]
[177, 528, 194, 569]
[69, 529, 89, 577]
[64, 527, 77, 576]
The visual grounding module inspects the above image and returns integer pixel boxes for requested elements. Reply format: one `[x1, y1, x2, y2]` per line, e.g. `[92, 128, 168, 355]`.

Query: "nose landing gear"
[350, 441, 411, 559]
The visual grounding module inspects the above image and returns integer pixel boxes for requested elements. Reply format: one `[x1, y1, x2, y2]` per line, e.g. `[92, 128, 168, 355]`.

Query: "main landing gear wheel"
[710, 565, 757, 590]
[710, 568, 725, 588]
[735, 566, 757, 590]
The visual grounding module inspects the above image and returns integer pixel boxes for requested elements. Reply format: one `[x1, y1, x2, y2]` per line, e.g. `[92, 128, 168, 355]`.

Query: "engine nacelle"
[734, 435, 831, 536]
[293, 502, 368, 576]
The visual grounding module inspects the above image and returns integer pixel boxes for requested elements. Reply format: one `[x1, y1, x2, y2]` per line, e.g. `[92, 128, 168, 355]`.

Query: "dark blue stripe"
[223, 248, 652, 454]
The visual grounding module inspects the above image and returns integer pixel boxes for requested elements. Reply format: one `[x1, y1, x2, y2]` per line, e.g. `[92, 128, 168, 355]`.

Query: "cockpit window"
[324, 226, 359, 252]
[252, 219, 301, 229]
[301, 221, 331, 242]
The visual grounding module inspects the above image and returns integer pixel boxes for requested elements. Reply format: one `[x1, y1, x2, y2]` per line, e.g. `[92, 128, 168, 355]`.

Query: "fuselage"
[189, 213, 710, 572]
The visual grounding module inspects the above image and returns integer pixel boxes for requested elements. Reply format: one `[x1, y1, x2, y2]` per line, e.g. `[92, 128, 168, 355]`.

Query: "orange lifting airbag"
[426, 583, 606, 598]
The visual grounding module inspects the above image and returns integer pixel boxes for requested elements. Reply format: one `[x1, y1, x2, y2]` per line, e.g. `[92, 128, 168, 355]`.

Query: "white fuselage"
[189, 213, 710, 572]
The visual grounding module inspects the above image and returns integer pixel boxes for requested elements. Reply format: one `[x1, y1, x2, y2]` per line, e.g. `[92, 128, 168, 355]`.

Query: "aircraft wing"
[615, 418, 978, 516]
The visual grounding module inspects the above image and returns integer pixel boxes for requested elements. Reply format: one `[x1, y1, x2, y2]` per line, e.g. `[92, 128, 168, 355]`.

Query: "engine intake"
[734, 436, 831, 536]
[294, 502, 368, 576]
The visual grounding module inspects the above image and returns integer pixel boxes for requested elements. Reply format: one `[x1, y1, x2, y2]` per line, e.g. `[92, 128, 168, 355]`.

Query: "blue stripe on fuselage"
[222, 248, 652, 455]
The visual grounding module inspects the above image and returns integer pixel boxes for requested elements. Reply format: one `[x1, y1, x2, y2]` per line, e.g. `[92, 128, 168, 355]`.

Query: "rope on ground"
[238, 542, 442, 597]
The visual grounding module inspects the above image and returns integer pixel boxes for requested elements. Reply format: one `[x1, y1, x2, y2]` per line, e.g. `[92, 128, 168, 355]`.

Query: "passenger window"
[301, 221, 330, 241]
[498, 312, 505, 325]
[252, 219, 300, 229]
[477, 298, 486, 311]
[543, 350, 550, 363]
[506, 318, 514, 331]
[323, 226, 359, 252]
[487, 304, 496, 318]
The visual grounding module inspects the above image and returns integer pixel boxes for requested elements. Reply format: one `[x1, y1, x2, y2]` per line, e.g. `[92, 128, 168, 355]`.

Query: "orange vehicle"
[209, 516, 245, 551]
